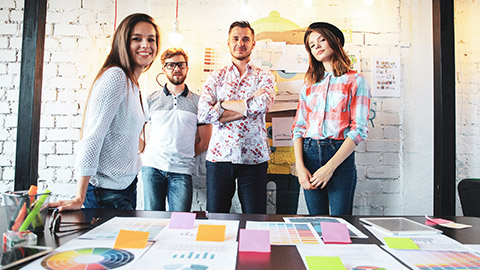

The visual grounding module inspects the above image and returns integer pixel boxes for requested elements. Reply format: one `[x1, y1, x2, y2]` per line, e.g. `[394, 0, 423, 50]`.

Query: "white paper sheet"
[284, 216, 368, 238]
[155, 219, 239, 243]
[78, 217, 169, 241]
[363, 224, 470, 251]
[384, 247, 480, 270]
[134, 240, 237, 270]
[297, 244, 408, 270]
[23, 239, 152, 270]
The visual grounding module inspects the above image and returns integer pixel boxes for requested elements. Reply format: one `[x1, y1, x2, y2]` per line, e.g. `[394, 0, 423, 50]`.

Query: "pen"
[19, 190, 51, 232]
[9, 196, 26, 230]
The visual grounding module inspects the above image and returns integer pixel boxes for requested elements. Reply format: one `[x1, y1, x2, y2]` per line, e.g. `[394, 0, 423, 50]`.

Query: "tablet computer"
[1, 245, 52, 269]
[360, 217, 442, 236]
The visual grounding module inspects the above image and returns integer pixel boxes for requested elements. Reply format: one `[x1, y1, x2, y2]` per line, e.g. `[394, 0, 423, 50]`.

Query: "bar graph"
[172, 251, 216, 260]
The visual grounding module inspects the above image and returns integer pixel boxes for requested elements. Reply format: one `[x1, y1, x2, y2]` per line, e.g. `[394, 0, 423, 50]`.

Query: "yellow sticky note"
[196, 224, 226, 242]
[114, 229, 149, 249]
[384, 237, 420, 250]
[306, 256, 345, 270]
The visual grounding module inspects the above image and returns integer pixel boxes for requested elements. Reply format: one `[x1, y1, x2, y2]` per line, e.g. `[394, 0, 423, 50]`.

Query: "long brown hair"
[81, 13, 160, 138]
[304, 27, 351, 85]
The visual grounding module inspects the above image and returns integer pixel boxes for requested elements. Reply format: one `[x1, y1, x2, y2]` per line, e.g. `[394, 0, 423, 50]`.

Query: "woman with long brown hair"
[292, 22, 371, 215]
[50, 13, 160, 211]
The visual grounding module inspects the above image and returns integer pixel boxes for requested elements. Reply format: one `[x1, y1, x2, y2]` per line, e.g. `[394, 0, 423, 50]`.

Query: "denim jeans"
[142, 166, 193, 212]
[206, 161, 267, 214]
[84, 177, 137, 210]
[302, 138, 357, 215]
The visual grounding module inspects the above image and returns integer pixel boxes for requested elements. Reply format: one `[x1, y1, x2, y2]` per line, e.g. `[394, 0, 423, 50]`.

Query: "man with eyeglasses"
[141, 48, 212, 211]
[198, 21, 276, 214]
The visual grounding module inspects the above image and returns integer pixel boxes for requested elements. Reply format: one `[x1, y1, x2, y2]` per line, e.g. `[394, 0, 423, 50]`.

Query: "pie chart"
[41, 247, 135, 269]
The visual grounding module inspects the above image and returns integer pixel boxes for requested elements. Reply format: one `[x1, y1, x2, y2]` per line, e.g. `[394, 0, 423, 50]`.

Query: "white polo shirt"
[142, 85, 200, 175]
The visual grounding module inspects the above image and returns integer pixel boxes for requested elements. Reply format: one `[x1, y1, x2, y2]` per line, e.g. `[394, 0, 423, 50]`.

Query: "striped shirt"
[198, 62, 275, 164]
[292, 70, 371, 145]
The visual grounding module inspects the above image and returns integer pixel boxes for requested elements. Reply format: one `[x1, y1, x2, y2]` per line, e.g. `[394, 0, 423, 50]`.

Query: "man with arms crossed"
[198, 21, 276, 214]
[142, 48, 211, 211]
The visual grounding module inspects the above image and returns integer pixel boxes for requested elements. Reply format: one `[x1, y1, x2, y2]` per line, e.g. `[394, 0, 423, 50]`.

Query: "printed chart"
[284, 217, 368, 238]
[388, 249, 480, 270]
[79, 217, 169, 241]
[135, 241, 237, 270]
[41, 248, 134, 270]
[246, 221, 322, 245]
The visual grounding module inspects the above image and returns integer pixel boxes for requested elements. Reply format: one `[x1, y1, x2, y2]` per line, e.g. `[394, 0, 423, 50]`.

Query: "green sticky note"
[384, 237, 420, 250]
[305, 256, 345, 270]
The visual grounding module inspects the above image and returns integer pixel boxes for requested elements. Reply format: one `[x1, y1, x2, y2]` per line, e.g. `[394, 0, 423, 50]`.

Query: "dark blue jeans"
[84, 177, 137, 210]
[302, 138, 356, 215]
[141, 166, 193, 212]
[206, 161, 267, 214]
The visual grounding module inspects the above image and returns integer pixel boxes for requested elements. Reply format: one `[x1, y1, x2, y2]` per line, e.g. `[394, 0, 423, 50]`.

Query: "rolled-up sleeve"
[346, 75, 371, 144]
[244, 71, 275, 118]
[197, 72, 224, 124]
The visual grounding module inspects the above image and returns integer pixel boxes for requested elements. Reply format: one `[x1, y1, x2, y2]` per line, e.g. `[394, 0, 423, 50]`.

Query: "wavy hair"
[304, 27, 350, 85]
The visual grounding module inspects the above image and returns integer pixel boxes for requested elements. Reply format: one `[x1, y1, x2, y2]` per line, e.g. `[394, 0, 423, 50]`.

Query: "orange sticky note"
[196, 224, 226, 242]
[114, 229, 149, 249]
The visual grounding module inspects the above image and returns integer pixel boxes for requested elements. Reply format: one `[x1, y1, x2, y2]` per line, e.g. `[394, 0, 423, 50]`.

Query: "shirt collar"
[163, 84, 189, 97]
[227, 61, 253, 75]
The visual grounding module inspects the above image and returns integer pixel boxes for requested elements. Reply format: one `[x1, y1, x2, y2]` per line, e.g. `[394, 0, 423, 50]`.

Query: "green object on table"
[19, 190, 51, 232]
[305, 256, 345, 270]
[384, 237, 420, 250]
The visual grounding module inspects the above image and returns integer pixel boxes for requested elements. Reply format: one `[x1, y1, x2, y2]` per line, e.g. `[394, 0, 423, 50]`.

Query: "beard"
[231, 48, 252, 61]
[167, 73, 186, 85]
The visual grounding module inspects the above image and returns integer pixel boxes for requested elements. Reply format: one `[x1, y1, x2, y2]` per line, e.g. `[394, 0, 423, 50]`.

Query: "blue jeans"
[206, 161, 267, 214]
[302, 138, 357, 215]
[142, 166, 193, 212]
[84, 177, 137, 210]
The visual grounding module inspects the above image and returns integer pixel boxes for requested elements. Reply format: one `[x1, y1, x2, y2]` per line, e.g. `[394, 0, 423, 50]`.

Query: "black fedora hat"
[304, 22, 345, 47]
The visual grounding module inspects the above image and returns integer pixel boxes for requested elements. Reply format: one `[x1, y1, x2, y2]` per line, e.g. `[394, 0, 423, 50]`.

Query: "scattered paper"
[438, 222, 472, 229]
[284, 216, 368, 238]
[297, 244, 408, 270]
[135, 240, 237, 270]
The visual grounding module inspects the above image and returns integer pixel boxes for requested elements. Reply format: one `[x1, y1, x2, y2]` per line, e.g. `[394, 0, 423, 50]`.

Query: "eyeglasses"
[49, 209, 100, 234]
[164, 61, 188, 70]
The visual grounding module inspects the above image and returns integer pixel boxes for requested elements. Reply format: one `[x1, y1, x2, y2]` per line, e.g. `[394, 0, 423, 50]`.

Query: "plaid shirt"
[198, 62, 275, 164]
[292, 70, 371, 145]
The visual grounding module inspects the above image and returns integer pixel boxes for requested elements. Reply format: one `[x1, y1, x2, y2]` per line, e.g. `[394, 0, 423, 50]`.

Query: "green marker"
[19, 190, 51, 232]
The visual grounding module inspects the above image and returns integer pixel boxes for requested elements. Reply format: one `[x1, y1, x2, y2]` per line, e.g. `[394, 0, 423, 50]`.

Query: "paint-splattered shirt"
[198, 62, 275, 164]
[292, 70, 371, 145]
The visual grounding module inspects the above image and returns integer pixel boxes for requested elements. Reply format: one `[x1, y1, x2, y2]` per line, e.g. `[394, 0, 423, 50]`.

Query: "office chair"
[458, 178, 480, 217]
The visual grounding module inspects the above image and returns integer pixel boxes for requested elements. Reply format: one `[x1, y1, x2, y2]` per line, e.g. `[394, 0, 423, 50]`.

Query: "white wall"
[455, 0, 480, 214]
[0, 0, 439, 215]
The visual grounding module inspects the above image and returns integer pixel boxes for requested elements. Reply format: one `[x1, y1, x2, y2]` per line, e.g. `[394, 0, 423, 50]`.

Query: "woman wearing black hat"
[292, 22, 371, 215]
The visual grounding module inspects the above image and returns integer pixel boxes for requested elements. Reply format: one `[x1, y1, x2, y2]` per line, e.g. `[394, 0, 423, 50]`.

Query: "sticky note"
[114, 229, 149, 249]
[196, 224, 226, 242]
[384, 237, 419, 250]
[305, 256, 345, 270]
[169, 212, 196, 229]
[320, 222, 351, 244]
[238, 229, 270, 253]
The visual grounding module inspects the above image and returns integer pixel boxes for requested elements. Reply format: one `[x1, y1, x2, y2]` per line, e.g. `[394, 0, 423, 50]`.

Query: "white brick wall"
[0, 0, 446, 215]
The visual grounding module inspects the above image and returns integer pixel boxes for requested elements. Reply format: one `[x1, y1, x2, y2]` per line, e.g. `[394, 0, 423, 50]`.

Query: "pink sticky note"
[320, 222, 351, 244]
[169, 212, 196, 229]
[425, 215, 454, 226]
[238, 229, 271, 253]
